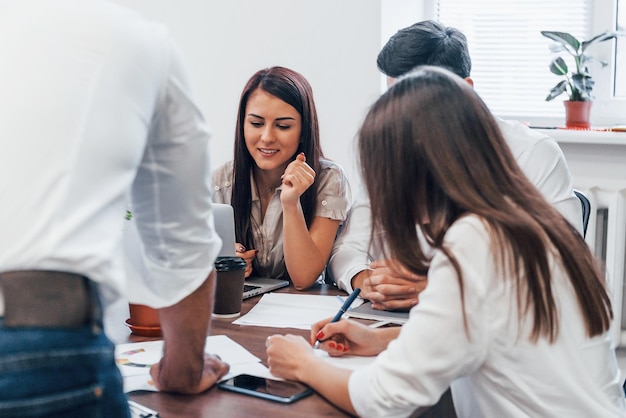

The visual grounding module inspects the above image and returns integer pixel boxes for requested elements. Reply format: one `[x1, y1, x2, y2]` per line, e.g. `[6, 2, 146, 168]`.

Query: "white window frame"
[589, 0, 626, 126]
[380, 0, 626, 127]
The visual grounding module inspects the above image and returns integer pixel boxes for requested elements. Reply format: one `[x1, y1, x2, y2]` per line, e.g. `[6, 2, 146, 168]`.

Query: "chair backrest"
[573, 189, 591, 238]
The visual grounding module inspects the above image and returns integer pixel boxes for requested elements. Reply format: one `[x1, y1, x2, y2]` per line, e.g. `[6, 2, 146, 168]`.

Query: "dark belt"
[0, 270, 100, 328]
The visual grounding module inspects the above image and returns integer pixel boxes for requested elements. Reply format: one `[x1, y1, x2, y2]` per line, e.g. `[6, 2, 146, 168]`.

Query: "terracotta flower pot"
[564, 100, 592, 129]
[126, 303, 162, 337]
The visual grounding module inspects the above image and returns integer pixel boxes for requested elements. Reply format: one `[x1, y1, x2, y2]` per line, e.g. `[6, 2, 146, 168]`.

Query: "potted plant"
[541, 30, 623, 128]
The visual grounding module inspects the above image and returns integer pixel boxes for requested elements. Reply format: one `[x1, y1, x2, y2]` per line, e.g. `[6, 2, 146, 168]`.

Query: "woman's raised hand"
[280, 153, 315, 206]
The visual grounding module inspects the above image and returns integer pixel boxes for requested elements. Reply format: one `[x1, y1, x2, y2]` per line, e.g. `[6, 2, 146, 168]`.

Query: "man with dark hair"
[330, 20, 581, 311]
[377, 20, 472, 79]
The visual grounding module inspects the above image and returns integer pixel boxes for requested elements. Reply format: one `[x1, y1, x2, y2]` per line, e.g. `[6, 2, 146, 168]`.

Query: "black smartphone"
[218, 374, 314, 404]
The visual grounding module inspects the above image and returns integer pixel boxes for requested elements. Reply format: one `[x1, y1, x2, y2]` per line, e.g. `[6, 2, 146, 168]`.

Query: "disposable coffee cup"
[213, 256, 247, 318]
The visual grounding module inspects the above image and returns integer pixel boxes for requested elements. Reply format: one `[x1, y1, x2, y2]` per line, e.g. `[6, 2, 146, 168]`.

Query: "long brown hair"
[232, 67, 323, 252]
[358, 66, 612, 341]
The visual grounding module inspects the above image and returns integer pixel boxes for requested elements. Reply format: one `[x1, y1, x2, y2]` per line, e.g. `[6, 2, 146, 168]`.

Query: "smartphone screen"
[218, 374, 313, 404]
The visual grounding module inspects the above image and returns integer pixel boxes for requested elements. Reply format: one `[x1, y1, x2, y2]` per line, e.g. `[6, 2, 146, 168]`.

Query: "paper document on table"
[315, 349, 376, 370]
[233, 293, 347, 329]
[115, 335, 266, 392]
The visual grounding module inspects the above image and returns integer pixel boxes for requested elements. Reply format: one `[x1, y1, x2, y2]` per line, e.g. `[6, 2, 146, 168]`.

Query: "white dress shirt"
[349, 215, 625, 417]
[0, 0, 221, 309]
[330, 118, 582, 293]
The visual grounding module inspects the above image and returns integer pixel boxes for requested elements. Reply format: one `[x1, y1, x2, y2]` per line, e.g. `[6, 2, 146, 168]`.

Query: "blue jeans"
[0, 318, 130, 417]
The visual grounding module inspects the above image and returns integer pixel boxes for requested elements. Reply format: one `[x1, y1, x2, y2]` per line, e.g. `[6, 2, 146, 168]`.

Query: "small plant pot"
[126, 303, 162, 337]
[564, 100, 592, 129]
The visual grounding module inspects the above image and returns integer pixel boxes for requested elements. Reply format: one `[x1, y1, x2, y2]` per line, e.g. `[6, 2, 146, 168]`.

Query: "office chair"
[573, 189, 591, 238]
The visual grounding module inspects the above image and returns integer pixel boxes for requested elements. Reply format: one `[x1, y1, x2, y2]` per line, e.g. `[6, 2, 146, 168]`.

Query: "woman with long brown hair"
[265, 66, 624, 416]
[212, 66, 351, 289]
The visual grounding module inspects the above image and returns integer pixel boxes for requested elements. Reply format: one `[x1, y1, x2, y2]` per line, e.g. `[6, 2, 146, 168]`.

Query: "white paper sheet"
[115, 335, 266, 392]
[314, 349, 376, 370]
[232, 293, 345, 329]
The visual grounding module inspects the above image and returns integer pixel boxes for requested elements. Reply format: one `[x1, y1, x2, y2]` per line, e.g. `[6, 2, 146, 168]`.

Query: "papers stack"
[115, 335, 268, 392]
[233, 293, 346, 329]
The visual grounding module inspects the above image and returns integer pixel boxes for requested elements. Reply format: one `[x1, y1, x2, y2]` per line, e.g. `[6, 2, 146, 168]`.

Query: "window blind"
[436, 0, 591, 121]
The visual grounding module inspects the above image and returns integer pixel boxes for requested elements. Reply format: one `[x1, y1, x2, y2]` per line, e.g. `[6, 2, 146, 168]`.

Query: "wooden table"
[122, 283, 351, 417]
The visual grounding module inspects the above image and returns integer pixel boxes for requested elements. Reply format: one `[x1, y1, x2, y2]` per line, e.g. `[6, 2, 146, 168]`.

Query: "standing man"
[330, 20, 582, 311]
[0, 1, 228, 416]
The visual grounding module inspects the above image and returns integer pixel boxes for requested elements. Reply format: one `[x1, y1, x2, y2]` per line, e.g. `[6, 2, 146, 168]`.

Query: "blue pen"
[313, 288, 361, 349]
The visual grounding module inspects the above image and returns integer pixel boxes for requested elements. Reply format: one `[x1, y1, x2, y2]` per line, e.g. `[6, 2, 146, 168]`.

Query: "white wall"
[114, 0, 383, 186]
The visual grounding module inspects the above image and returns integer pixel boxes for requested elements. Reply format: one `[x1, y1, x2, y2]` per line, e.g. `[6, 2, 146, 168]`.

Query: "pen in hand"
[312, 288, 361, 349]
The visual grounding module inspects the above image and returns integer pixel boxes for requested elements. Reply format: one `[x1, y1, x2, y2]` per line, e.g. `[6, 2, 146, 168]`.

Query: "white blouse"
[349, 215, 625, 417]
[212, 158, 351, 280]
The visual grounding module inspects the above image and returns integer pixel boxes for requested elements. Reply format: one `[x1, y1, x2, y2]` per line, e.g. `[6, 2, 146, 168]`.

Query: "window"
[615, 0, 626, 97]
[437, 0, 591, 124]
[381, 0, 625, 126]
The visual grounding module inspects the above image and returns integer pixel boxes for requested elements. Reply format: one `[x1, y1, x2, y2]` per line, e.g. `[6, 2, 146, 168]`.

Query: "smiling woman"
[243, 88, 302, 183]
[211, 67, 352, 291]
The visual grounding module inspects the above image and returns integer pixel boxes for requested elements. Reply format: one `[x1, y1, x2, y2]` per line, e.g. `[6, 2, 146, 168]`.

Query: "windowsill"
[532, 128, 626, 146]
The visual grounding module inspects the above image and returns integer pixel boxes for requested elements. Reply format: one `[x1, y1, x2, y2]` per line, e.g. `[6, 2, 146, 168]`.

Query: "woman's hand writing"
[310, 317, 392, 357]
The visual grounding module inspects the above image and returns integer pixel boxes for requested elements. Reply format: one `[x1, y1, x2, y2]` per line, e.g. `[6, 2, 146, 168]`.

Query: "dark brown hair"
[231, 67, 323, 255]
[377, 20, 471, 78]
[358, 65, 612, 341]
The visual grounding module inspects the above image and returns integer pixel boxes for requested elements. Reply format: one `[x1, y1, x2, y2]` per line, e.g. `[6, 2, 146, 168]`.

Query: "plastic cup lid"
[214, 256, 246, 271]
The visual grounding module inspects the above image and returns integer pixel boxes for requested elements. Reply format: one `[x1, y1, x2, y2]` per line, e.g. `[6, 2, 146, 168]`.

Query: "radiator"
[580, 187, 626, 346]
[543, 129, 626, 347]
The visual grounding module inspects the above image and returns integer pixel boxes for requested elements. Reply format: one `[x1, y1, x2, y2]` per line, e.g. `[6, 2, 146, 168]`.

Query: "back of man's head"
[377, 20, 471, 79]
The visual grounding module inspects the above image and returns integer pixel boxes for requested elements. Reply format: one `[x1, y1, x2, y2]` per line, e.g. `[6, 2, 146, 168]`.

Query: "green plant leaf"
[581, 31, 622, 52]
[547, 43, 567, 54]
[548, 57, 568, 76]
[541, 31, 580, 54]
[581, 54, 609, 69]
[572, 73, 594, 100]
[542, 29, 625, 102]
[545, 80, 568, 101]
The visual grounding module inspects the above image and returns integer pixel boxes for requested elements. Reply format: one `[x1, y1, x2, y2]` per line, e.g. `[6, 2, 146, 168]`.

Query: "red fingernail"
[343, 345, 349, 352]
[315, 330, 324, 340]
[336, 344, 344, 351]
[328, 341, 336, 349]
